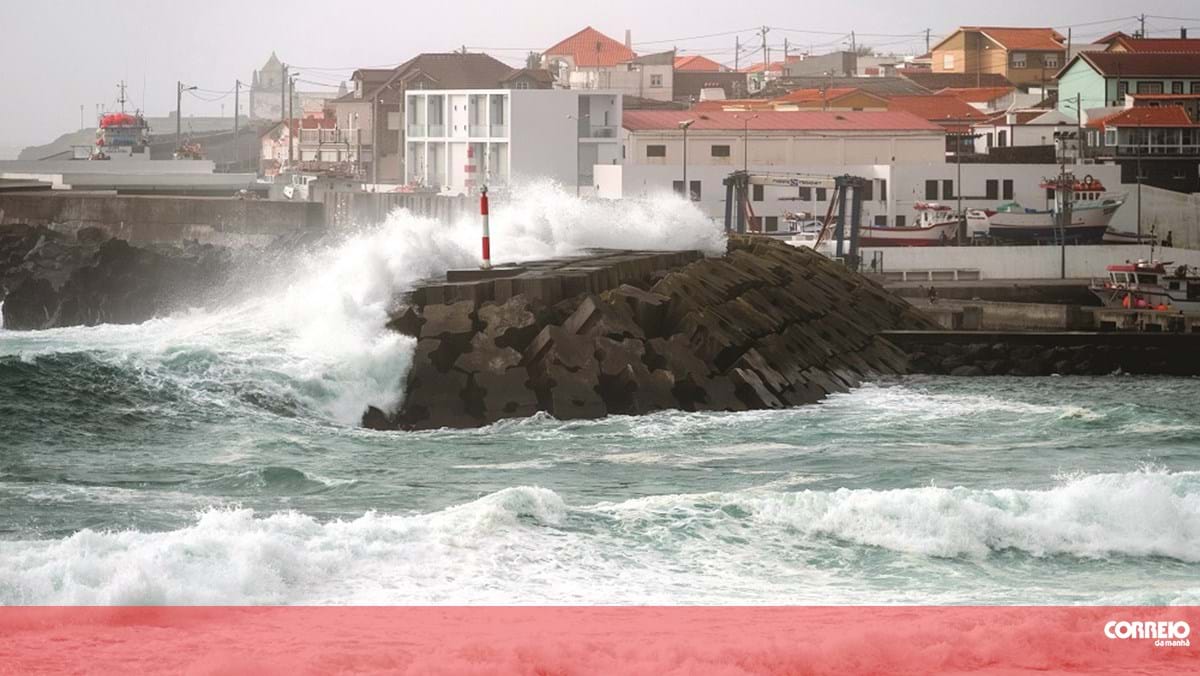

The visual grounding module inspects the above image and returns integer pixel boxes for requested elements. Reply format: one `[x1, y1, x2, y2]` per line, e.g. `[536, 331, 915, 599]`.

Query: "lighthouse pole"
[480, 186, 492, 270]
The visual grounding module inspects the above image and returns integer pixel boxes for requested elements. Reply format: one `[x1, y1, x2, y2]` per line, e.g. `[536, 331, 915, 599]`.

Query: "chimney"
[625, 29, 632, 49]
[1183, 27, 1189, 39]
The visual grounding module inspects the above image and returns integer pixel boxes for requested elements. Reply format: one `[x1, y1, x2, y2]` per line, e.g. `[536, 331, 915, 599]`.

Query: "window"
[942, 179, 954, 200]
[673, 180, 684, 196]
[943, 53, 955, 70]
[650, 74, 663, 88]
[895, 215, 906, 227]
[1010, 52, 1027, 69]
[985, 179, 999, 199]
[1002, 179, 1014, 200]
[879, 179, 887, 201]
[1192, 82, 1200, 94]
[1043, 53, 1059, 69]
[514, 81, 530, 90]
[986, 132, 994, 148]
[874, 215, 888, 226]
[1117, 80, 1128, 100]
[998, 130, 1008, 147]
[925, 180, 938, 200]
[1046, 187, 1055, 200]
[798, 187, 812, 200]
[647, 144, 666, 158]
[859, 181, 873, 201]
[765, 216, 779, 232]
[1136, 81, 1164, 94]
[1173, 81, 1185, 94]
[816, 188, 827, 201]
[690, 180, 701, 201]
[711, 144, 731, 157]
[752, 184, 764, 201]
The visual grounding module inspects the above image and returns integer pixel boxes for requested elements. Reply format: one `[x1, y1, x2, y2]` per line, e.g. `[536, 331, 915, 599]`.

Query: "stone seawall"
[884, 330, 1200, 376]
[369, 236, 934, 430]
[0, 192, 323, 246]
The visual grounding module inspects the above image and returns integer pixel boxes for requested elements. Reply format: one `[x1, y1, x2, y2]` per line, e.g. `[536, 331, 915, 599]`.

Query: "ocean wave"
[3, 471, 1198, 605]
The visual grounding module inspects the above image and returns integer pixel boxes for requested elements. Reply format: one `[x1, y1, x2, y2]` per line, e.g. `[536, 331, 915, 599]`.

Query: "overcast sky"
[2, 0, 1198, 149]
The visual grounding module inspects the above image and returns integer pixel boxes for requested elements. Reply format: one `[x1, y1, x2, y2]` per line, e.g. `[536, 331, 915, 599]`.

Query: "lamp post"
[175, 81, 197, 155]
[735, 113, 758, 173]
[566, 113, 589, 196]
[679, 118, 695, 200]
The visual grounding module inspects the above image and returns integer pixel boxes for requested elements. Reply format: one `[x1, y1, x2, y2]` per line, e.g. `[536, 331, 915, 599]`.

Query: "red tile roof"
[674, 55, 724, 72]
[772, 87, 882, 105]
[1076, 51, 1200, 77]
[1090, 105, 1200, 128]
[937, 86, 1015, 104]
[1109, 35, 1200, 53]
[544, 26, 636, 68]
[934, 27, 1064, 52]
[886, 94, 987, 128]
[622, 110, 943, 132]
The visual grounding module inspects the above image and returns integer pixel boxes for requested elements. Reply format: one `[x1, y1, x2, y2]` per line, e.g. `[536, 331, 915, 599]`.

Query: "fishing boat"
[978, 175, 1125, 245]
[1090, 260, 1200, 311]
[858, 202, 959, 247]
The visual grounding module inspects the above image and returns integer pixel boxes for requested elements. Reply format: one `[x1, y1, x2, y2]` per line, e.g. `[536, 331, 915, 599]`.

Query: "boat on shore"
[858, 202, 959, 247]
[1089, 260, 1200, 311]
[971, 176, 1125, 245]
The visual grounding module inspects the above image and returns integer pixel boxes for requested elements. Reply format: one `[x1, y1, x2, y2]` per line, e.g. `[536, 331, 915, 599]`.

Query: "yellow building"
[932, 27, 1065, 88]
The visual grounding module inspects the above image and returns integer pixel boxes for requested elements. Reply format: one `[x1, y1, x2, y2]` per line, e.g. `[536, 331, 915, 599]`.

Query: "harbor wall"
[0, 192, 323, 246]
[1135, 184, 1200, 249]
[867, 244, 1200, 281]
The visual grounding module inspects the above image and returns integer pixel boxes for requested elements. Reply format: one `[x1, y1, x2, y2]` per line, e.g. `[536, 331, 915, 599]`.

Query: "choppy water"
[1, 185, 1198, 606]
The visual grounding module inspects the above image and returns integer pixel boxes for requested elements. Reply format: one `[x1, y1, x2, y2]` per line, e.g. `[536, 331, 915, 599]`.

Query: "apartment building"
[932, 27, 1065, 88]
[404, 89, 622, 194]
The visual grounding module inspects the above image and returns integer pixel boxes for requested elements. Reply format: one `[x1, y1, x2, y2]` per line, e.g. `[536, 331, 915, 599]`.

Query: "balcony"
[427, 124, 446, 137]
[490, 124, 508, 137]
[469, 124, 488, 137]
[408, 123, 426, 138]
[581, 125, 617, 139]
[1092, 144, 1200, 158]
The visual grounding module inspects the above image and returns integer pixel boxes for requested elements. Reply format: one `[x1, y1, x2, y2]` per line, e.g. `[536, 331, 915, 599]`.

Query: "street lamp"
[679, 119, 695, 200]
[734, 113, 758, 173]
[566, 113, 590, 196]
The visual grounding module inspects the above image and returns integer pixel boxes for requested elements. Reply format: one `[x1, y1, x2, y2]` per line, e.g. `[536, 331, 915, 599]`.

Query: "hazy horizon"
[2, 0, 1198, 149]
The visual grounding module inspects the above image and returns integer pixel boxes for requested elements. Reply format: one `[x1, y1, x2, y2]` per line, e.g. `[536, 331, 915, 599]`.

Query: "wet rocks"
[373, 236, 934, 430]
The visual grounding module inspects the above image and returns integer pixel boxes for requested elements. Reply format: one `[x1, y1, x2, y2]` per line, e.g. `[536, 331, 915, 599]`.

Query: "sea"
[1, 184, 1198, 606]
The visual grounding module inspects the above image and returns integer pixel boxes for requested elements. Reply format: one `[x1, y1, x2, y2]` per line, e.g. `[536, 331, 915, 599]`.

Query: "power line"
[633, 27, 759, 46]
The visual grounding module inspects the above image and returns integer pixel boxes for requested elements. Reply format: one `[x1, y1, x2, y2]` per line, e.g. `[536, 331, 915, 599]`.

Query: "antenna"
[117, 80, 128, 113]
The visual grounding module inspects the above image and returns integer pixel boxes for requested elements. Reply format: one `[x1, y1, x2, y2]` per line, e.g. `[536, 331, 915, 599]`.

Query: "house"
[898, 71, 1013, 91]
[1056, 52, 1200, 116]
[328, 52, 533, 184]
[259, 112, 342, 177]
[673, 71, 750, 103]
[931, 27, 1065, 88]
[1087, 105, 1200, 192]
[972, 109, 1079, 154]
[886, 94, 987, 154]
[403, 89, 621, 195]
[674, 55, 725, 72]
[937, 86, 1019, 113]
[690, 88, 888, 113]
[1095, 30, 1200, 53]
[767, 76, 929, 98]
[783, 51, 858, 78]
[542, 27, 675, 102]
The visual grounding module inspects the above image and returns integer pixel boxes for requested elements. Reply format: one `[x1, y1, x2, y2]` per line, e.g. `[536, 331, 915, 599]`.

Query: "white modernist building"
[404, 89, 622, 195]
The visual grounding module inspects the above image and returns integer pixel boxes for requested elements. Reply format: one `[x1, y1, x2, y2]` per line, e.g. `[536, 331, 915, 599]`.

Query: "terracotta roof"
[674, 55, 724, 72]
[772, 87, 882, 104]
[1076, 51, 1200, 77]
[691, 99, 774, 111]
[1130, 93, 1200, 100]
[544, 26, 636, 67]
[1109, 35, 1200, 53]
[1090, 105, 1200, 128]
[622, 110, 943, 132]
[935, 26, 1064, 52]
[938, 86, 1015, 103]
[887, 94, 987, 125]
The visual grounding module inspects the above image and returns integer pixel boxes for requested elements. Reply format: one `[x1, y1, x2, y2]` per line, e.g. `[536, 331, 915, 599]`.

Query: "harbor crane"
[722, 171, 868, 267]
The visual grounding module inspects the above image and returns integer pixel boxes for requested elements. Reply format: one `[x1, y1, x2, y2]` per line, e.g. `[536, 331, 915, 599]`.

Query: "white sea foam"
[0, 182, 722, 425]
[3, 470, 1197, 605]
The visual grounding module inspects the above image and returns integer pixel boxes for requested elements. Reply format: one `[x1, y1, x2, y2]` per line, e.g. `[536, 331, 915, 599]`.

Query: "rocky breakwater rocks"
[0, 223, 231, 330]
[368, 236, 935, 430]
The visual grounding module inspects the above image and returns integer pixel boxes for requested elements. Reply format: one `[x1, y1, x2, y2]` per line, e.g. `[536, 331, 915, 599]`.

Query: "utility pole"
[679, 119, 695, 201]
[850, 30, 856, 56]
[925, 28, 931, 54]
[280, 63, 288, 126]
[288, 73, 295, 166]
[784, 38, 789, 65]
[234, 80, 241, 169]
[735, 36, 740, 72]
[79, 105, 84, 130]
[176, 81, 196, 153]
[760, 26, 770, 70]
[1138, 14, 1146, 38]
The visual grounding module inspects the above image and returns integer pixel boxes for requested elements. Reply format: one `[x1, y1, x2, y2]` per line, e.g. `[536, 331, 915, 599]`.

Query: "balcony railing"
[582, 125, 617, 139]
[1091, 144, 1200, 157]
[490, 124, 508, 137]
[427, 124, 446, 137]
[469, 124, 488, 137]
[408, 124, 426, 137]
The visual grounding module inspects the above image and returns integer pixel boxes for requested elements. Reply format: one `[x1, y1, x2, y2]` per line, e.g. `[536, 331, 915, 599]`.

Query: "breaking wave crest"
[2, 470, 1196, 605]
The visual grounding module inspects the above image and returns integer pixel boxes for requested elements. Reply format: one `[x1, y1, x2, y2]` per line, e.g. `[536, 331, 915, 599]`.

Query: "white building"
[542, 27, 675, 102]
[597, 161, 1131, 232]
[404, 89, 622, 194]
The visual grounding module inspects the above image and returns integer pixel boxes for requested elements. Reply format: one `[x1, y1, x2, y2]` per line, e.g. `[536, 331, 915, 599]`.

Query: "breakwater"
[885, 330, 1200, 376]
[371, 236, 933, 430]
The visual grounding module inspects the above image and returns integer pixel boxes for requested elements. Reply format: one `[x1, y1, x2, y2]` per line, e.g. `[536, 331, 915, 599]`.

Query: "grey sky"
[2, 0, 1198, 148]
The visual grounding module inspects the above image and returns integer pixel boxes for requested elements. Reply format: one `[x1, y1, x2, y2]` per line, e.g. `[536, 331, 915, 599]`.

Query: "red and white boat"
[859, 202, 959, 247]
[1090, 260, 1200, 312]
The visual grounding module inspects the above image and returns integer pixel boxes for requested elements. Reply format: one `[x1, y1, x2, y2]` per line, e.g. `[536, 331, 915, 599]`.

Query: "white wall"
[625, 131, 945, 169]
[865, 245, 1200, 279]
